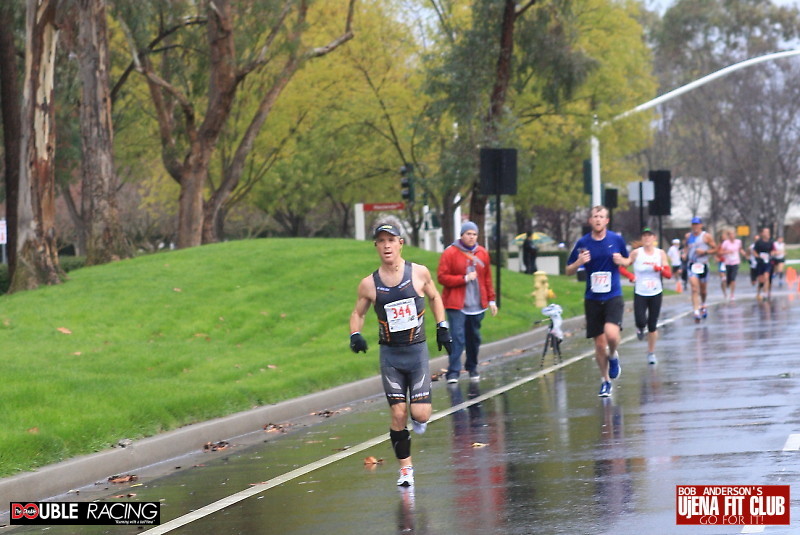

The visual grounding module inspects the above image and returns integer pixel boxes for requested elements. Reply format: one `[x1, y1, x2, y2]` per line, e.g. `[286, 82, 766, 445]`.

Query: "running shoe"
[411, 418, 427, 435]
[397, 465, 414, 487]
[598, 381, 612, 397]
[647, 352, 657, 365]
[701, 305, 707, 319]
[469, 371, 480, 382]
[608, 352, 621, 379]
[636, 328, 645, 341]
[693, 310, 701, 323]
[446, 374, 458, 384]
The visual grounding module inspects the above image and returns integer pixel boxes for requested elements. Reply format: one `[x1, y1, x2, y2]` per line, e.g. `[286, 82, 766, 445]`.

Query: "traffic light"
[583, 159, 592, 195]
[604, 187, 618, 209]
[400, 163, 415, 203]
[648, 170, 671, 215]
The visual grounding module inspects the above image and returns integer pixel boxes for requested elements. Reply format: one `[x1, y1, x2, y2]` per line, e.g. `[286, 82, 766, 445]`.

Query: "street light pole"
[590, 48, 800, 199]
[591, 119, 601, 207]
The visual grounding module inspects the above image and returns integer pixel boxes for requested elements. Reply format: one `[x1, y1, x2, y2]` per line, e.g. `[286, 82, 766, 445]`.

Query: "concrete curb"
[0, 313, 586, 512]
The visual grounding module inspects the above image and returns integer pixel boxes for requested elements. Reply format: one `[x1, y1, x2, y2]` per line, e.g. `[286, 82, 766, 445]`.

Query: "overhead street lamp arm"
[590, 48, 800, 206]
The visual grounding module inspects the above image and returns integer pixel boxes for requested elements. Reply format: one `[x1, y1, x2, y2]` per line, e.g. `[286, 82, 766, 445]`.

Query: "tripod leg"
[540, 334, 550, 368]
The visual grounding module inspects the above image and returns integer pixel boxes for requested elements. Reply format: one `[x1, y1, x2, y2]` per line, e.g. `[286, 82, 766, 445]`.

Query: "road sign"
[627, 181, 654, 205]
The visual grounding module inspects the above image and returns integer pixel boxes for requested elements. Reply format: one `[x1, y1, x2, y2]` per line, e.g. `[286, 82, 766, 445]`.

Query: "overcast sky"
[645, 0, 798, 13]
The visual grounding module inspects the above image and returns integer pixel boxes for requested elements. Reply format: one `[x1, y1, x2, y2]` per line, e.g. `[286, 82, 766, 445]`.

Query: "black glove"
[437, 326, 452, 354]
[350, 332, 368, 353]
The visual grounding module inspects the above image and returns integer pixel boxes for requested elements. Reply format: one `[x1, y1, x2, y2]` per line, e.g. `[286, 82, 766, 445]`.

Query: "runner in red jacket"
[437, 221, 498, 384]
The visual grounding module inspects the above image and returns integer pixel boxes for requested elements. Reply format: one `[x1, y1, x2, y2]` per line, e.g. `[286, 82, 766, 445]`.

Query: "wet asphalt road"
[8, 288, 800, 535]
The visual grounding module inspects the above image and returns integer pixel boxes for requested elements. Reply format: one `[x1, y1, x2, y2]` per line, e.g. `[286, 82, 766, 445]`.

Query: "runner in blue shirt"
[567, 206, 629, 397]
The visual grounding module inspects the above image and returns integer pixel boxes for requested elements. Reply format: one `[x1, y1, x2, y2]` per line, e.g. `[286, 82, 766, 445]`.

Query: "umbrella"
[514, 232, 554, 246]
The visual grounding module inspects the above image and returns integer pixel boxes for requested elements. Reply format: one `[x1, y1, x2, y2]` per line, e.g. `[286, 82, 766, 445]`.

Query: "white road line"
[782, 433, 800, 451]
[145, 308, 695, 533]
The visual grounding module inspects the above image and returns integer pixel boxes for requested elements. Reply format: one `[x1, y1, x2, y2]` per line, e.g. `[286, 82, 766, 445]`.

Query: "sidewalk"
[0, 286, 718, 513]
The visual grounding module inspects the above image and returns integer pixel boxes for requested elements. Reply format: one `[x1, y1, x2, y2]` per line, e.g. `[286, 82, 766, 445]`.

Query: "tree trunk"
[78, 0, 131, 264]
[177, 146, 213, 248]
[0, 2, 21, 278]
[472, 0, 518, 247]
[201, 55, 301, 244]
[11, 0, 62, 292]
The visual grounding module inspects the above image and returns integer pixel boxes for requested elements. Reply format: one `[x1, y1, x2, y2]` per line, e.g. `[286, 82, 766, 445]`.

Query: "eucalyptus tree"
[420, 0, 655, 245]
[651, 0, 800, 233]
[11, 0, 62, 291]
[115, 0, 355, 248]
[0, 2, 22, 276]
[75, 0, 132, 264]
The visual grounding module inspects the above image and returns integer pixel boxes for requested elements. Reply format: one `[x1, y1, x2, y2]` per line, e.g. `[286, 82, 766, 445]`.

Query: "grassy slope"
[0, 238, 606, 477]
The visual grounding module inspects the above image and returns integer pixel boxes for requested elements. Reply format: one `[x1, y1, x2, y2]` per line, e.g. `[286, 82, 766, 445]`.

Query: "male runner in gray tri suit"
[684, 217, 717, 322]
[349, 223, 452, 487]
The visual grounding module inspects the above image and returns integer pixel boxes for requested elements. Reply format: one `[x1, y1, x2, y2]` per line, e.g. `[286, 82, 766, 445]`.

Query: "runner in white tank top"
[626, 227, 671, 364]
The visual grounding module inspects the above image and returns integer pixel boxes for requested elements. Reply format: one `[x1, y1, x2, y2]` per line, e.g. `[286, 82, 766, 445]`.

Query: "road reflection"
[446, 381, 507, 534]
[594, 398, 633, 523]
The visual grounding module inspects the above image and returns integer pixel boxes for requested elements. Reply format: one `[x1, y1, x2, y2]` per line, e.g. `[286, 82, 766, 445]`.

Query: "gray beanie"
[460, 221, 479, 235]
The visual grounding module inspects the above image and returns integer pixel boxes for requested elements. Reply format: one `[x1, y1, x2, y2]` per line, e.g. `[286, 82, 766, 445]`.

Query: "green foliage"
[0, 238, 595, 476]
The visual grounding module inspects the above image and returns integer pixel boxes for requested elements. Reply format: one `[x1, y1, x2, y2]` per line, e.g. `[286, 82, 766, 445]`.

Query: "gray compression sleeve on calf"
[390, 428, 411, 460]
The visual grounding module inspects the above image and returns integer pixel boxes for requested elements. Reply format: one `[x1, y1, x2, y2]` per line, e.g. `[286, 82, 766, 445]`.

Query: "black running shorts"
[584, 295, 624, 339]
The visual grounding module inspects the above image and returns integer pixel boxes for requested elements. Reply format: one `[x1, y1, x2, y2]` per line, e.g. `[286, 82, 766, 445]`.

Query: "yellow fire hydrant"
[533, 270, 550, 308]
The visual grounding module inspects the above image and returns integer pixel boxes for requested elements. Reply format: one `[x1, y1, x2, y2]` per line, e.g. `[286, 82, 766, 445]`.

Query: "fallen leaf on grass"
[173, 287, 182, 292]
[471, 442, 489, 448]
[363, 456, 384, 466]
[27, 427, 38, 434]
[203, 441, 231, 452]
[108, 474, 138, 484]
[57, 327, 72, 334]
[112, 493, 137, 498]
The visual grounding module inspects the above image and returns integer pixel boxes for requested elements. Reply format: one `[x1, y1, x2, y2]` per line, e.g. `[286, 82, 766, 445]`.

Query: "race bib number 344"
[384, 298, 419, 332]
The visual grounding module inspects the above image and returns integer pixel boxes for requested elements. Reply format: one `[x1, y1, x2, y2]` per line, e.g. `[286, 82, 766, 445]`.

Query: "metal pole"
[639, 182, 644, 231]
[591, 132, 601, 207]
[495, 192, 501, 308]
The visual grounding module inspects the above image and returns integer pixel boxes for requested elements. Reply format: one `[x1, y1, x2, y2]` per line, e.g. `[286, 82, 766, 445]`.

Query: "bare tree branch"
[240, 0, 293, 75]
[516, 0, 537, 17]
[111, 16, 206, 103]
[308, 0, 356, 58]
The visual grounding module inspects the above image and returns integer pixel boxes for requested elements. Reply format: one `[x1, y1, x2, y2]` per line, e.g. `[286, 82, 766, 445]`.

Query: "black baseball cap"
[373, 223, 402, 238]
[642, 227, 654, 234]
